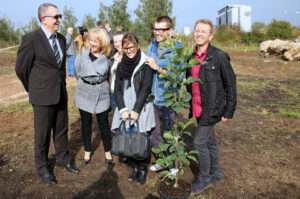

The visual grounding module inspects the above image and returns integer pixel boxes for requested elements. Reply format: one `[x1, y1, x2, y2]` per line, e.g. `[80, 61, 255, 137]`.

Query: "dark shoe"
[106, 158, 113, 165]
[191, 179, 211, 194]
[65, 163, 80, 173]
[83, 158, 91, 164]
[40, 173, 57, 184]
[128, 167, 139, 181]
[136, 170, 147, 185]
[210, 176, 224, 183]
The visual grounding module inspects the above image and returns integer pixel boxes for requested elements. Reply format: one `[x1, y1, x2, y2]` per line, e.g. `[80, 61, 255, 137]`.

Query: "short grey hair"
[67, 27, 73, 33]
[38, 3, 58, 22]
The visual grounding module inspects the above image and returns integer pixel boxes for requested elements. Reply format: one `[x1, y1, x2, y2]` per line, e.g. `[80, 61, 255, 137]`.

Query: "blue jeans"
[67, 55, 75, 76]
[110, 93, 117, 111]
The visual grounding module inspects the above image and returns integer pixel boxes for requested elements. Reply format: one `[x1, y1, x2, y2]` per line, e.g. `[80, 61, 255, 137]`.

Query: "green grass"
[278, 108, 300, 118]
[0, 49, 18, 54]
[0, 101, 31, 113]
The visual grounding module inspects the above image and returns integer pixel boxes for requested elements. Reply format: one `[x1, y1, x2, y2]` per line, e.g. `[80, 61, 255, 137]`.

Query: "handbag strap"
[119, 119, 140, 134]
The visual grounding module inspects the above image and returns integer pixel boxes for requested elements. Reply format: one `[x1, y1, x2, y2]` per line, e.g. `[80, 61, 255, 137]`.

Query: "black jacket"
[115, 61, 154, 114]
[15, 28, 67, 105]
[187, 44, 237, 125]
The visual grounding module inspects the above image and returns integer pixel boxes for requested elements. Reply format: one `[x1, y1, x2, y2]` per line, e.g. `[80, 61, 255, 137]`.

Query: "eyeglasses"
[194, 30, 211, 35]
[123, 45, 136, 52]
[43, 14, 62, 20]
[153, 27, 171, 33]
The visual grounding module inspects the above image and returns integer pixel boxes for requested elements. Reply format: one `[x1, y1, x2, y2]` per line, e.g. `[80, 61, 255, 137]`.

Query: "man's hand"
[221, 117, 227, 122]
[130, 111, 139, 121]
[121, 111, 130, 121]
[145, 56, 158, 70]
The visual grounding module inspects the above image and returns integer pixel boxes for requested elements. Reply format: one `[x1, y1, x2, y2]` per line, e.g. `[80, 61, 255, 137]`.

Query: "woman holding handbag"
[74, 28, 112, 165]
[111, 32, 155, 185]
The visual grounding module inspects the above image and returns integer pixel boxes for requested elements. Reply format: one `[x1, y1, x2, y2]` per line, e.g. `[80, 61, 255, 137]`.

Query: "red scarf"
[191, 46, 208, 117]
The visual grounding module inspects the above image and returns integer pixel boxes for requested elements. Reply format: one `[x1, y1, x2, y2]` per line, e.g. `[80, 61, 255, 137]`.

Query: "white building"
[183, 26, 191, 36]
[216, 5, 252, 32]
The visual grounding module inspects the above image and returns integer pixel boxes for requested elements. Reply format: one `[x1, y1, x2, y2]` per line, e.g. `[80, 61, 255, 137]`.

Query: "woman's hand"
[121, 111, 130, 121]
[145, 56, 158, 70]
[130, 111, 139, 121]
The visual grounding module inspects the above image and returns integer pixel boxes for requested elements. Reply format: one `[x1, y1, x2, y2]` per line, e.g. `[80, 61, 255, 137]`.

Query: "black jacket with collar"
[115, 61, 154, 114]
[15, 28, 67, 105]
[186, 44, 237, 125]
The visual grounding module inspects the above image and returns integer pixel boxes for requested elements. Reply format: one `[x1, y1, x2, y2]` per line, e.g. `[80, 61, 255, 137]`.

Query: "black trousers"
[79, 109, 111, 152]
[32, 96, 71, 175]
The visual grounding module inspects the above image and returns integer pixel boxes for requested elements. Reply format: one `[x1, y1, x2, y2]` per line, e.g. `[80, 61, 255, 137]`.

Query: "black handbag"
[111, 121, 151, 160]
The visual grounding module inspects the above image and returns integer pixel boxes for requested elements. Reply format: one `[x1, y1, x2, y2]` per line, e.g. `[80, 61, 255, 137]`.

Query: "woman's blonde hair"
[89, 28, 111, 57]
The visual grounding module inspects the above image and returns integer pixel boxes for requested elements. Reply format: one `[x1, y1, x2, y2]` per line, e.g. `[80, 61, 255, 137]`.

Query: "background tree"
[60, 6, 78, 36]
[133, 0, 174, 45]
[82, 14, 96, 30]
[98, 0, 131, 31]
[252, 22, 266, 32]
[98, 2, 109, 24]
[0, 16, 18, 46]
[21, 17, 39, 35]
[266, 19, 294, 40]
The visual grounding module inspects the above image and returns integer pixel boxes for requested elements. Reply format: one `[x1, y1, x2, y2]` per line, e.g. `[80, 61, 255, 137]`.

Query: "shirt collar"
[41, 26, 56, 40]
[194, 45, 208, 57]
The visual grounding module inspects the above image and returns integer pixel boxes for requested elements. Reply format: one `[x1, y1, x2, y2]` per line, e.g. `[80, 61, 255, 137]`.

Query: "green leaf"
[177, 146, 185, 155]
[181, 101, 190, 109]
[163, 132, 173, 139]
[159, 73, 168, 78]
[164, 91, 173, 99]
[166, 154, 176, 164]
[180, 119, 196, 132]
[188, 155, 198, 162]
[183, 92, 192, 102]
[187, 48, 194, 56]
[188, 58, 200, 66]
[189, 150, 199, 155]
[163, 81, 171, 89]
[186, 76, 201, 84]
[151, 147, 160, 154]
[160, 170, 170, 175]
[179, 168, 184, 175]
[163, 100, 173, 107]
[172, 57, 181, 65]
[169, 146, 175, 153]
[156, 158, 164, 165]
[182, 131, 192, 137]
[172, 103, 182, 113]
[159, 42, 171, 49]
[159, 141, 170, 151]
[178, 121, 185, 129]
[175, 47, 184, 57]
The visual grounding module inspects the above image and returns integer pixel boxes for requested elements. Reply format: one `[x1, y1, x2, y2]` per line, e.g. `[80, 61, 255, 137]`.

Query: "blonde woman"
[74, 28, 112, 165]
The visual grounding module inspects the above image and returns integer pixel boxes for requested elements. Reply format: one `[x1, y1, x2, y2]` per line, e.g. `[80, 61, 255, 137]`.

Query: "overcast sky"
[0, 0, 299, 32]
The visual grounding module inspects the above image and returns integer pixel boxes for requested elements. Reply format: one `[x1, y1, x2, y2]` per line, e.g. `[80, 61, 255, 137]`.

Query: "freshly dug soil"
[159, 179, 191, 197]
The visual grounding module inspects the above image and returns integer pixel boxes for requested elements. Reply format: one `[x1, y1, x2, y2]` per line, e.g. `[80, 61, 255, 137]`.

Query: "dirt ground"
[0, 50, 299, 199]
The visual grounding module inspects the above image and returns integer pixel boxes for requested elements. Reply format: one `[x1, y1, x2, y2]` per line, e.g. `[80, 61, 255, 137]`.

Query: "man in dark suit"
[15, 3, 79, 185]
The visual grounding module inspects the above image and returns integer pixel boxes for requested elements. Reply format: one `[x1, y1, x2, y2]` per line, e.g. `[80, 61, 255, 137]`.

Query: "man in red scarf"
[186, 19, 237, 194]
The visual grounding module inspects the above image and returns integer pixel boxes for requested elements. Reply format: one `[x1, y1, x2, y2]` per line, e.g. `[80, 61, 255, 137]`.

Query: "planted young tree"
[151, 33, 202, 188]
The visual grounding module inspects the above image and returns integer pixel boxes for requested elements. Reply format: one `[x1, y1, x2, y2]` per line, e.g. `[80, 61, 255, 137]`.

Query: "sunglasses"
[43, 14, 62, 20]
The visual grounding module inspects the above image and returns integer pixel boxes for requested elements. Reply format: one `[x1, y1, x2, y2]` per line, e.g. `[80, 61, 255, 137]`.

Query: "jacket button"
[212, 66, 215, 69]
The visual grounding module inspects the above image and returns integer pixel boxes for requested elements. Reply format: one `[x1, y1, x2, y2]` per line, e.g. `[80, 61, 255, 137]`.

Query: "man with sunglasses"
[15, 3, 79, 185]
[145, 16, 183, 174]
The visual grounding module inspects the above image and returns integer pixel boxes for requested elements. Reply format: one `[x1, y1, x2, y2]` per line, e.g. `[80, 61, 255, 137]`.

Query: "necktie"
[50, 34, 61, 65]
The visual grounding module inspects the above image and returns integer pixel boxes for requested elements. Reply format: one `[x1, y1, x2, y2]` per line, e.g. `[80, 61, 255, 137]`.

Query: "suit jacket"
[15, 28, 68, 105]
[65, 33, 76, 56]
